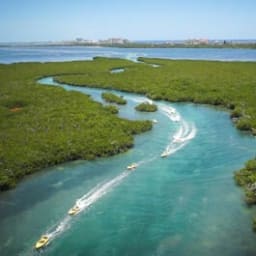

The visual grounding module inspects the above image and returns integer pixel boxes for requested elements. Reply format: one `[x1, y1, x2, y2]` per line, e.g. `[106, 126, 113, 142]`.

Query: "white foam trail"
[160, 104, 197, 157]
[125, 95, 156, 106]
[181, 120, 189, 136]
[132, 98, 145, 103]
[173, 121, 196, 142]
[166, 142, 188, 155]
[76, 183, 105, 203]
[160, 105, 181, 122]
[181, 123, 197, 141]
[172, 124, 184, 141]
[128, 96, 149, 104]
[44, 172, 129, 243]
[137, 155, 158, 166]
[163, 122, 196, 157]
[50, 216, 71, 237]
[75, 172, 128, 211]
[146, 99, 153, 105]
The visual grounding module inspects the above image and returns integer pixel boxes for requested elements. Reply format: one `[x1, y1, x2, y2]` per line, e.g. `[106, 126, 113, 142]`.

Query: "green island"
[1, 57, 256, 228]
[135, 102, 158, 112]
[101, 92, 127, 105]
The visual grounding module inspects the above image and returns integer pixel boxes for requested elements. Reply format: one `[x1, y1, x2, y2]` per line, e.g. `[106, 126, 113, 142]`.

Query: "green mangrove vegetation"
[235, 158, 256, 230]
[135, 102, 158, 112]
[1, 55, 256, 234]
[55, 57, 256, 135]
[103, 105, 119, 114]
[0, 58, 152, 191]
[101, 92, 127, 105]
[235, 158, 256, 205]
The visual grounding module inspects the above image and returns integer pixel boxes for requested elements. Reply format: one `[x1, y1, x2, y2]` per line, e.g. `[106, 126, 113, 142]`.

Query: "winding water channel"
[0, 77, 256, 256]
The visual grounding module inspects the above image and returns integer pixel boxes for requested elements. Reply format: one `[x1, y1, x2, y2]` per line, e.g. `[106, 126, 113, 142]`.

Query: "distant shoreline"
[1, 41, 256, 49]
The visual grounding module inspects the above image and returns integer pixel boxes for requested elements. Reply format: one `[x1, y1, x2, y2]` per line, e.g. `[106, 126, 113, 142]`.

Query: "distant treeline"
[1, 42, 256, 49]
[103, 42, 256, 49]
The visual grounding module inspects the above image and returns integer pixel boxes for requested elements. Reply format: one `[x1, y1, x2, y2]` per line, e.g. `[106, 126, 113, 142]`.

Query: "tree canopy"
[135, 102, 158, 112]
[1, 56, 256, 202]
[101, 92, 127, 105]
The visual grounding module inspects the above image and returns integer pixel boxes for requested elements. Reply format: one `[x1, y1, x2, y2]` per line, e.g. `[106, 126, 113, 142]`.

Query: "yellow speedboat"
[68, 205, 80, 216]
[127, 163, 138, 170]
[35, 235, 49, 250]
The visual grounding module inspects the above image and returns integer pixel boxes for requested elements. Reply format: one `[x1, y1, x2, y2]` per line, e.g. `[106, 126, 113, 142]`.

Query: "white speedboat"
[161, 152, 168, 158]
[171, 114, 180, 122]
[169, 108, 176, 114]
[173, 135, 182, 143]
[127, 163, 138, 170]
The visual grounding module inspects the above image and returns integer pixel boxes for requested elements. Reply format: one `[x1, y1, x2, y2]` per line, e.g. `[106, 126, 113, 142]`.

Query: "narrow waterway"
[0, 77, 255, 256]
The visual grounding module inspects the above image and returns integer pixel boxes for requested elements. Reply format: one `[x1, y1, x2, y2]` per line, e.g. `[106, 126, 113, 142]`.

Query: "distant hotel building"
[186, 38, 209, 45]
[99, 38, 129, 45]
[75, 37, 129, 45]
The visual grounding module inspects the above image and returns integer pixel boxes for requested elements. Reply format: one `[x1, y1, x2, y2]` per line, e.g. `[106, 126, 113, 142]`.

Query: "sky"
[1, 0, 256, 42]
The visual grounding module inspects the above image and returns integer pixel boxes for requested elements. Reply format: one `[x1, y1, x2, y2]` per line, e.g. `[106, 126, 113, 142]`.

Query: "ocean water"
[0, 46, 256, 63]
[0, 77, 255, 256]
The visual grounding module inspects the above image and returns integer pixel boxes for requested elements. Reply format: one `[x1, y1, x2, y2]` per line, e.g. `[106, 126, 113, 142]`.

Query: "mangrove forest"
[135, 102, 158, 112]
[1, 57, 256, 227]
[101, 92, 127, 105]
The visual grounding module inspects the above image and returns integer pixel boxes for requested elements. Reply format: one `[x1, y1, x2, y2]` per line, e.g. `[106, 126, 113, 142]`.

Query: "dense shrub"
[101, 92, 127, 104]
[135, 102, 158, 112]
[0, 58, 151, 191]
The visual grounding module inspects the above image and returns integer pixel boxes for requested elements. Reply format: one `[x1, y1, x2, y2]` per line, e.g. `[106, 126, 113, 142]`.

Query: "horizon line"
[1, 38, 256, 44]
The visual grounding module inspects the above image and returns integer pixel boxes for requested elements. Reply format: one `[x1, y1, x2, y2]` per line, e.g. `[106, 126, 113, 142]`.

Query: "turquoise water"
[0, 77, 256, 256]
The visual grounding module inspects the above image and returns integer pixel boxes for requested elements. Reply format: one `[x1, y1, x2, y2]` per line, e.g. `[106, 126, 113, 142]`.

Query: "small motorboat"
[173, 116, 180, 122]
[173, 135, 182, 143]
[35, 235, 50, 250]
[152, 119, 158, 123]
[127, 163, 138, 170]
[68, 205, 81, 216]
[161, 152, 168, 158]
[169, 107, 176, 114]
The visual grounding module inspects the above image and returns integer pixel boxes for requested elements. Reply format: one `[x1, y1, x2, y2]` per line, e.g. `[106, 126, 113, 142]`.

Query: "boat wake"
[32, 92, 197, 252]
[127, 95, 147, 104]
[160, 105, 197, 157]
[39, 172, 129, 246]
[74, 171, 128, 211]
[163, 122, 196, 156]
[160, 105, 181, 122]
